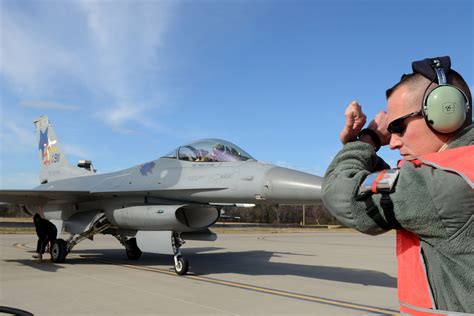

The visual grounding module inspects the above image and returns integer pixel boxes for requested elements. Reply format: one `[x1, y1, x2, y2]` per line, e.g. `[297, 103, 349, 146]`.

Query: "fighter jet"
[0, 116, 322, 275]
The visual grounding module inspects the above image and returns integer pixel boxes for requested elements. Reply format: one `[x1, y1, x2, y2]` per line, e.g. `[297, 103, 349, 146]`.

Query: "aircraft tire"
[51, 239, 68, 263]
[126, 238, 142, 260]
[174, 256, 189, 275]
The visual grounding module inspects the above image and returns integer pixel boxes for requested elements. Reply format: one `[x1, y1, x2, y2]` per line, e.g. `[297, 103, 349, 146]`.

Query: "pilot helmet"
[213, 143, 225, 152]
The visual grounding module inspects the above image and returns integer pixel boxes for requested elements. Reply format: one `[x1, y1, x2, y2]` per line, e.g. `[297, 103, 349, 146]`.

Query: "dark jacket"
[34, 216, 57, 240]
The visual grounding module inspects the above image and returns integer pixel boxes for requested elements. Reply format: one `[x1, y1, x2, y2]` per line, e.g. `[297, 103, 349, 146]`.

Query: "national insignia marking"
[139, 162, 156, 176]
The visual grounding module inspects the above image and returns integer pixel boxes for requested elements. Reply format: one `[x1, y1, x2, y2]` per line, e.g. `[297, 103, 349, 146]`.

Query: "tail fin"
[34, 115, 93, 183]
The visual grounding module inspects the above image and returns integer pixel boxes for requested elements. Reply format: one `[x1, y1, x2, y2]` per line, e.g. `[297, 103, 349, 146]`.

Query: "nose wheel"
[172, 232, 189, 275]
[174, 255, 189, 275]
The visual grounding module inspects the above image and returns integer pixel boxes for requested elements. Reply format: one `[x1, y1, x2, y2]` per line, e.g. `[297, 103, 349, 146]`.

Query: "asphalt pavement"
[0, 230, 399, 315]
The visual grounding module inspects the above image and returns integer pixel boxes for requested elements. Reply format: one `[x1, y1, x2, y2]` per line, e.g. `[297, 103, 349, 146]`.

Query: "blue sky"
[0, 0, 472, 189]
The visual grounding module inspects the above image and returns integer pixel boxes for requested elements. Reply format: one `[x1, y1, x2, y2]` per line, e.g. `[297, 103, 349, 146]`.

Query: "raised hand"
[339, 101, 366, 144]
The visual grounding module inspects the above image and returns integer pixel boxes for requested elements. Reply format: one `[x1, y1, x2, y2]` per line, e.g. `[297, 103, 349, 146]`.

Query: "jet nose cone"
[263, 167, 323, 204]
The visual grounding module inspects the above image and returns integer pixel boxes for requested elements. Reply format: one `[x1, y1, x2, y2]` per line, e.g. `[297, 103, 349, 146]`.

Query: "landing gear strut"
[51, 214, 112, 263]
[172, 232, 189, 275]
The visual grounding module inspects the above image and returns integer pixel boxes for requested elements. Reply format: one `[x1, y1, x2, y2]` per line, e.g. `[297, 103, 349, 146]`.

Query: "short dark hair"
[386, 69, 472, 125]
[33, 213, 41, 222]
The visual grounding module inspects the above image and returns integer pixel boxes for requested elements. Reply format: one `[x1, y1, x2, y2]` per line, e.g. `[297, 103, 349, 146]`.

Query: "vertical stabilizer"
[34, 116, 92, 183]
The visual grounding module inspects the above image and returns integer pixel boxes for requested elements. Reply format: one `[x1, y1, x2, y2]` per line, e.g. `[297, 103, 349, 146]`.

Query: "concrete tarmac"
[0, 231, 399, 315]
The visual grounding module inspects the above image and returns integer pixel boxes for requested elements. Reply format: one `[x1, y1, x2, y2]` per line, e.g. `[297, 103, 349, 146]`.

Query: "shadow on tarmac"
[185, 250, 397, 288]
[4, 258, 66, 273]
[26, 247, 397, 288]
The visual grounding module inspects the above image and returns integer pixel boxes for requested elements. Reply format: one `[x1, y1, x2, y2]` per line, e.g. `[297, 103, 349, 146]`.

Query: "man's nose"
[389, 134, 402, 150]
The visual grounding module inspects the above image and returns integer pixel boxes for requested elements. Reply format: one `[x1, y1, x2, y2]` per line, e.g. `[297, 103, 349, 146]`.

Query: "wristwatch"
[358, 128, 381, 152]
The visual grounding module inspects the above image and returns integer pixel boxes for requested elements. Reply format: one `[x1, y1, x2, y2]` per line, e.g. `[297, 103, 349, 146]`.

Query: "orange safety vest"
[396, 145, 473, 316]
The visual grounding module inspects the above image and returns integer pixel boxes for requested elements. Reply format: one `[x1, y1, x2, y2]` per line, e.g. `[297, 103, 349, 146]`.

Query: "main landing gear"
[50, 239, 68, 263]
[125, 238, 142, 260]
[114, 236, 142, 260]
[50, 214, 112, 263]
[48, 216, 190, 276]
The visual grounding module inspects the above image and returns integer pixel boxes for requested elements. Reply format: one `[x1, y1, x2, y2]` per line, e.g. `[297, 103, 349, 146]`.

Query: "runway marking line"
[15, 242, 399, 315]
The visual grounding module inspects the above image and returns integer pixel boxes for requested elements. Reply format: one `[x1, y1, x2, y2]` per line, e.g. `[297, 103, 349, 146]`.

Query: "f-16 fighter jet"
[0, 116, 322, 275]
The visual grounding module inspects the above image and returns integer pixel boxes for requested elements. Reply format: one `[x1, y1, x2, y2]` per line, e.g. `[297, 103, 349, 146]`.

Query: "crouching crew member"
[33, 213, 58, 261]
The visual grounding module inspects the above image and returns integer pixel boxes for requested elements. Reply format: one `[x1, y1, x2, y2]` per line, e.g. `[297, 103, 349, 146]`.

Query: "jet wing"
[0, 188, 228, 204]
[0, 190, 91, 204]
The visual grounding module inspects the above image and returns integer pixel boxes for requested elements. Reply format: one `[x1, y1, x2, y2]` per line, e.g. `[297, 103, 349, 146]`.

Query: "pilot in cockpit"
[211, 143, 226, 161]
[195, 151, 210, 162]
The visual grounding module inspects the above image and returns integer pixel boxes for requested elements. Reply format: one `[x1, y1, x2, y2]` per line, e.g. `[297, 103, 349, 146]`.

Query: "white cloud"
[0, 9, 75, 95]
[79, 1, 175, 127]
[0, 121, 35, 154]
[94, 102, 149, 134]
[21, 100, 78, 110]
[101, 103, 145, 127]
[63, 143, 90, 159]
[1, 2, 176, 131]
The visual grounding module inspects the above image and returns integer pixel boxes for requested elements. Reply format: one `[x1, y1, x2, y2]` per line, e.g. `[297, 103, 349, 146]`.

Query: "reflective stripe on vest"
[417, 145, 474, 188]
[396, 230, 434, 314]
[396, 145, 474, 315]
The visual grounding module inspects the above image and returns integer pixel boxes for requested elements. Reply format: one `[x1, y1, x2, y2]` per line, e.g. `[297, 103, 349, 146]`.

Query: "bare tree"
[0, 203, 30, 217]
[220, 204, 340, 225]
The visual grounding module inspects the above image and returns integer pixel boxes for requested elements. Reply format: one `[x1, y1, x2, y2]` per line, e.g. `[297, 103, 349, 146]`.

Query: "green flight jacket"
[322, 125, 474, 313]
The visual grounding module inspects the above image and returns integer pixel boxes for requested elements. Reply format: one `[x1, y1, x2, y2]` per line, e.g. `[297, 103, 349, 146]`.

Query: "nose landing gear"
[172, 232, 188, 275]
[174, 256, 189, 275]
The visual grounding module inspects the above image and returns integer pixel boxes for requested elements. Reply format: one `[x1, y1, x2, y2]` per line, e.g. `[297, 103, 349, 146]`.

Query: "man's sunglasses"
[387, 110, 423, 134]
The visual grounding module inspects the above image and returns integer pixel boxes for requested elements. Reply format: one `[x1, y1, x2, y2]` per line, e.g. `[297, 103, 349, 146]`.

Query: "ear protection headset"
[413, 56, 470, 133]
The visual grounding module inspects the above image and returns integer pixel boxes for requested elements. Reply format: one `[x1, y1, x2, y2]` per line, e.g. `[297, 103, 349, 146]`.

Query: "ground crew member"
[33, 213, 57, 261]
[322, 56, 473, 314]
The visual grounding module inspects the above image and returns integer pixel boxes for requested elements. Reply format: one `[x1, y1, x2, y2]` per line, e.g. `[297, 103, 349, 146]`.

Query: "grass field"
[0, 227, 36, 234]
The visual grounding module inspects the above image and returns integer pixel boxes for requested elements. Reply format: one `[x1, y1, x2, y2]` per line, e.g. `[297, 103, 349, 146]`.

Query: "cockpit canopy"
[163, 139, 255, 162]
